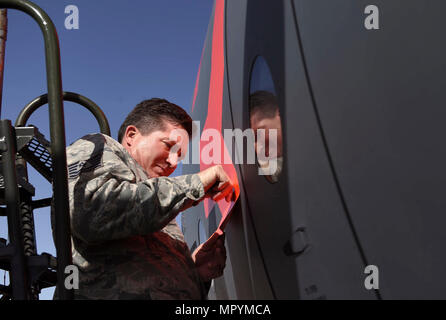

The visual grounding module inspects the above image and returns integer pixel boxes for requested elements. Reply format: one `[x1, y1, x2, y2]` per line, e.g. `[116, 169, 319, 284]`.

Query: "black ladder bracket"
[16, 126, 52, 183]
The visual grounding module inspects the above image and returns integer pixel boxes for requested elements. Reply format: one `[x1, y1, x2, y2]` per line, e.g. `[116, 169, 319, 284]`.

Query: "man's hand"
[197, 165, 235, 202]
[192, 229, 227, 282]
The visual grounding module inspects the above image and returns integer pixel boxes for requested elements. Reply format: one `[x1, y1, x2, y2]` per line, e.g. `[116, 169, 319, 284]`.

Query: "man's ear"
[123, 125, 138, 147]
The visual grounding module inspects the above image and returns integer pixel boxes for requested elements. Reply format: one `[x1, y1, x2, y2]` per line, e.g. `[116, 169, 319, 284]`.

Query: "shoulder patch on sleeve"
[68, 153, 103, 179]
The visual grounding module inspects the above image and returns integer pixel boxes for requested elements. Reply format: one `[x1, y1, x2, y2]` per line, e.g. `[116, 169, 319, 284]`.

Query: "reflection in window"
[249, 56, 283, 183]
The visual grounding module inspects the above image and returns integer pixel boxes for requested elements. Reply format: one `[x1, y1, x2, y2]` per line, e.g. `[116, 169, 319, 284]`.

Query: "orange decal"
[200, 0, 240, 230]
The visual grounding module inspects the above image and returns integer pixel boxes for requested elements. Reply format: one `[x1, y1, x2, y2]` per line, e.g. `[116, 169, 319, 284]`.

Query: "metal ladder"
[0, 0, 110, 300]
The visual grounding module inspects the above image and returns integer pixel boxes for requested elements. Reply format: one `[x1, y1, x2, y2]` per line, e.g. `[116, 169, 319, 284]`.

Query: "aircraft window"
[198, 219, 207, 245]
[249, 56, 283, 183]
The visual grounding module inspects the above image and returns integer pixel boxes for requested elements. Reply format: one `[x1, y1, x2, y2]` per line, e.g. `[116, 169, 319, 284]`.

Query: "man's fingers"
[203, 166, 235, 202]
[211, 192, 224, 202]
[207, 259, 225, 279]
[216, 235, 225, 248]
[215, 249, 226, 267]
[195, 230, 227, 281]
[209, 181, 230, 201]
[214, 180, 229, 192]
[200, 230, 222, 251]
[207, 183, 233, 201]
[212, 184, 234, 202]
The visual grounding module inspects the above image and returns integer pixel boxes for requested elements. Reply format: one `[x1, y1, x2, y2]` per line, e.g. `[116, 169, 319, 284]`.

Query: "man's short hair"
[249, 90, 279, 119]
[118, 98, 193, 143]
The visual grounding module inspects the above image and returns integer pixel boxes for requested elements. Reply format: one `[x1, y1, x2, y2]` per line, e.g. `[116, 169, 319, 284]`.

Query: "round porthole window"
[249, 56, 283, 183]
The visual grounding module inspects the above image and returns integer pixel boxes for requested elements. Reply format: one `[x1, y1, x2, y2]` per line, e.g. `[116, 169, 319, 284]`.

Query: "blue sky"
[0, 0, 213, 299]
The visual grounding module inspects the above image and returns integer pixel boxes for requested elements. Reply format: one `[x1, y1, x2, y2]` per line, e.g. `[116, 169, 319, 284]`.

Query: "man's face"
[122, 121, 189, 177]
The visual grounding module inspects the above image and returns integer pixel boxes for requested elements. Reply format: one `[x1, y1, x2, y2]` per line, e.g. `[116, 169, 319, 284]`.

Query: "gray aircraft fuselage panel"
[183, 0, 444, 299]
[295, 0, 446, 299]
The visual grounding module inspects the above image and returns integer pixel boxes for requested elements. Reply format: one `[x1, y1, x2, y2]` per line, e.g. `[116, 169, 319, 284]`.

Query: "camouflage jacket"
[58, 133, 206, 299]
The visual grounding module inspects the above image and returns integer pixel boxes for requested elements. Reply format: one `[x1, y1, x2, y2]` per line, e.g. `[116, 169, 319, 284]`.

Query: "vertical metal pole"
[0, 9, 6, 117]
[0, 120, 28, 299]
[20, 190, 38, 299]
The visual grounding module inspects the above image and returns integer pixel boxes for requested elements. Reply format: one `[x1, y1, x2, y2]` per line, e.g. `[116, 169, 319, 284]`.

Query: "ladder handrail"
[0, 0, 72, 300]
[16, 91, 111, 136]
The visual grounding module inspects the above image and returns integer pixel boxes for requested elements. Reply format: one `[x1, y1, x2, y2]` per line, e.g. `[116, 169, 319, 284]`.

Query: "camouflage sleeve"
[69, 137, 205, 244]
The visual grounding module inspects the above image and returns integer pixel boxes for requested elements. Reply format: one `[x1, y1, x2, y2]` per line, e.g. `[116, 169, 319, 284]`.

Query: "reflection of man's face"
[250, 110, 283, 158]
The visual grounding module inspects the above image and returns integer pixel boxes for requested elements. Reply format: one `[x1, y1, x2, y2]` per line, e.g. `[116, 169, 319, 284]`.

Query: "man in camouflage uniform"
[59, 98, 233, 299]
